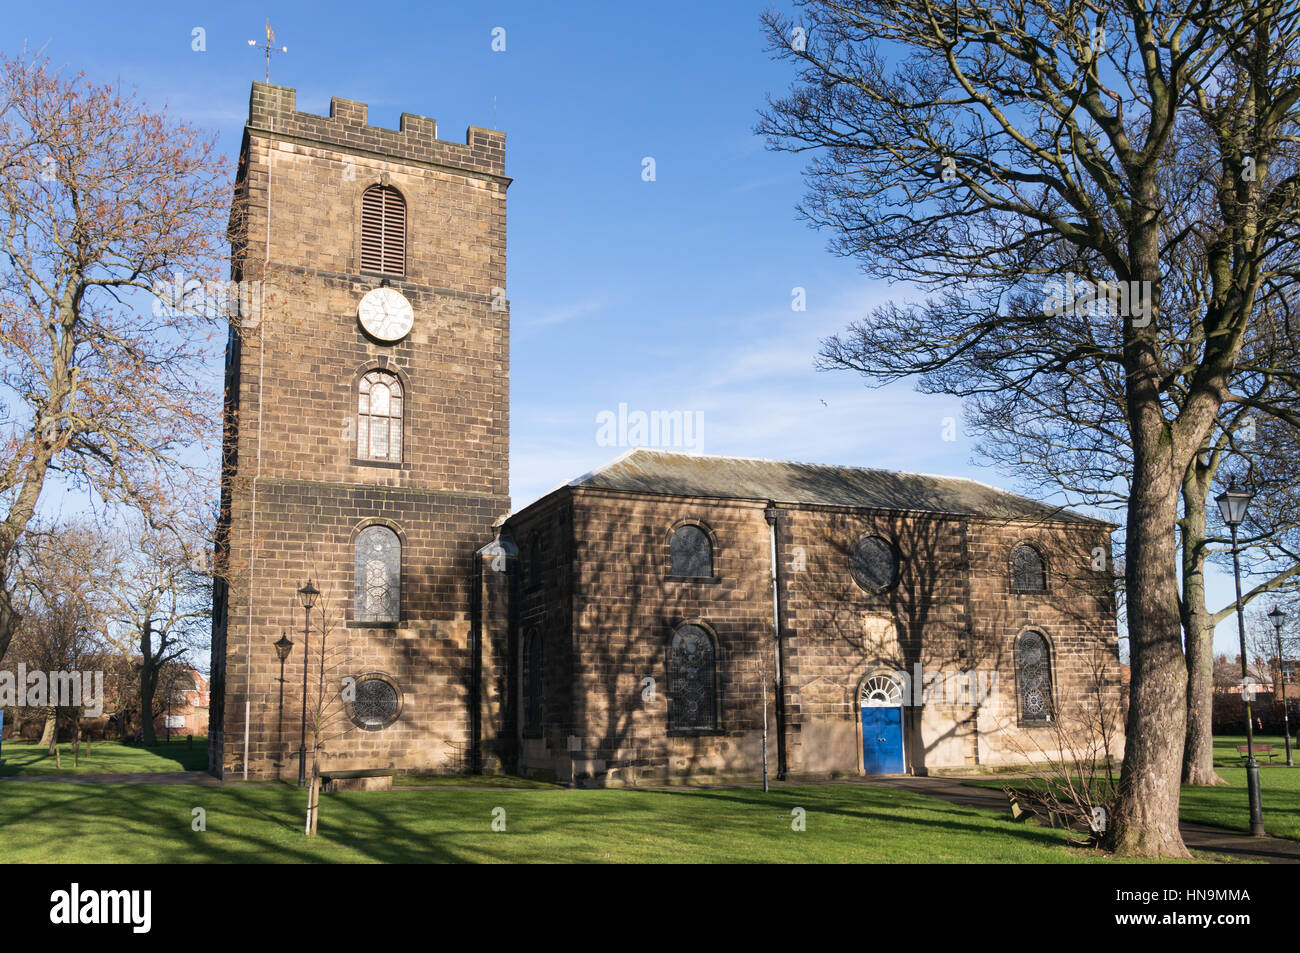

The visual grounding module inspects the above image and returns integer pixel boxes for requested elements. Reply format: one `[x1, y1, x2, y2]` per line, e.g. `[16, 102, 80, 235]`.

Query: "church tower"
[209, 84, 511, 779]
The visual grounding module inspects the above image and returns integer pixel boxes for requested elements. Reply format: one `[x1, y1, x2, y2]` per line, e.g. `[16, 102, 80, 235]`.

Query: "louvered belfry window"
[360, 184, 406, 276]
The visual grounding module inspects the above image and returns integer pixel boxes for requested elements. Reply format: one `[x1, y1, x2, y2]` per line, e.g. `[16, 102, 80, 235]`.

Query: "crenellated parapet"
[247, 82, 505, 179]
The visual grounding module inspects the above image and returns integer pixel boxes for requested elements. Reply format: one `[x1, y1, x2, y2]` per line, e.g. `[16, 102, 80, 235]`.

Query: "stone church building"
[208, 84, 1126, 784]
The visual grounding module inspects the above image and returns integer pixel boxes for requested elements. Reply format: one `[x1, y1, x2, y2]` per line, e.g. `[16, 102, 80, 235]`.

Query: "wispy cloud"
[516, 295, 613, 334]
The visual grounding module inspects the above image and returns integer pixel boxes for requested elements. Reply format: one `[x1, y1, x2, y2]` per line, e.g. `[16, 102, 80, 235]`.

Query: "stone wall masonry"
[504, 485, 1124, 784]
[211, 84, 510, 780]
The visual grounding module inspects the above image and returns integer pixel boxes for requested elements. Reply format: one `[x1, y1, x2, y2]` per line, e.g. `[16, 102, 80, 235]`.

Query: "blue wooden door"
[861, 706, 904, 774]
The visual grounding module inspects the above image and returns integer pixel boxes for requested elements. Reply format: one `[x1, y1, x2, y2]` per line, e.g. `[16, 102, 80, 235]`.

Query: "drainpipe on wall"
[764, 502, 787, 781]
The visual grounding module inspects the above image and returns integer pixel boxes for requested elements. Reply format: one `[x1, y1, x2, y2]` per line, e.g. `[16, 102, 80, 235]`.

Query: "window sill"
[352, 457, 404, 470]
[667, 728, 724, 738]
[358, 269, 407, 283]
[665, 575, 722, 585]
[346, 620, 400, 629]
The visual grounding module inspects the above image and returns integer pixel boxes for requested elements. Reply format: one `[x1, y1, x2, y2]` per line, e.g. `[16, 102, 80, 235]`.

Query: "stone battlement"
[246, 82, 505, 178]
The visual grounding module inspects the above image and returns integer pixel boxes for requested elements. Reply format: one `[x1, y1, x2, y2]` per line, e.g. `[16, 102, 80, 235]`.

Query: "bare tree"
[956, 225, 1300, 786]
[7, 520, 115, 755]
[0, 51, 231, 665]
[300, 586, 353, 837]
[1213, 652, 1241, 692]
[1003, 648, 1126, 845]
[100, 515, 211, 746]
[759, 1, 1300, 856]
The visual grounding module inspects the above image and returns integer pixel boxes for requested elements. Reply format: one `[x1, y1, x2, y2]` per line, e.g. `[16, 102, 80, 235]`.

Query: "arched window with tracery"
[1016, 631, 1054, 724]
[670, 524, 713, 577]
[354, 525, 401, 623]
[669, 623, 717, 732]
[1012, 544, 1047, 592]
[358, 370, 403, 462]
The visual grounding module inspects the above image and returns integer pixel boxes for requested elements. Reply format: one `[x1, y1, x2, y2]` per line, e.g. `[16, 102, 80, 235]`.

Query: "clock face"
[357, 287, 414, 343]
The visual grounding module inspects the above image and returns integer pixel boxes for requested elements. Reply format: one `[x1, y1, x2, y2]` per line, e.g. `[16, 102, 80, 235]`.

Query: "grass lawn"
[964, 734, 1300, 842]
[0, 779, 1196, 863]
[1177, 734, 1300, 841]
[0, 738, 208, 776]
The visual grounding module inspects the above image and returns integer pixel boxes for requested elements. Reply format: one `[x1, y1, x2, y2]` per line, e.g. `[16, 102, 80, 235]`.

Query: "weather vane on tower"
[249, 18, 288, 83]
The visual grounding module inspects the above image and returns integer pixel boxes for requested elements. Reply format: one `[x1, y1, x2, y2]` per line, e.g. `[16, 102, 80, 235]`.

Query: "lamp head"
[1215, 480, 1254, 528]
[297, 579, 320, 609]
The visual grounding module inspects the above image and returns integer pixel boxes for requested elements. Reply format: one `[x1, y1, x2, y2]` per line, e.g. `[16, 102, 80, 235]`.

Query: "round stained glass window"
[347, 673, 403, 731]
[851, 536, 898, 592]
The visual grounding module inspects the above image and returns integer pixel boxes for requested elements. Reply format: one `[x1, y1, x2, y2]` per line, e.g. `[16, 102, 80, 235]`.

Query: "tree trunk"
[1180, 477, 1226, 785]
[140, 619, 157, 746]
[39, 707, 57, 752]
[0, 591, 17, 667]
[140, 678, 156, 745]
[1105, 437, 1192, 857]
[306, 751, 321, 836]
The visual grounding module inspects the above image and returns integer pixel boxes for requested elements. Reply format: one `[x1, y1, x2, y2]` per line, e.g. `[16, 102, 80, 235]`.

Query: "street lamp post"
[1217, 481, 1266, 836]
[296, 580, 319, 787]
[1268, 606, 1293, 768]
[274, 632, 294, 781]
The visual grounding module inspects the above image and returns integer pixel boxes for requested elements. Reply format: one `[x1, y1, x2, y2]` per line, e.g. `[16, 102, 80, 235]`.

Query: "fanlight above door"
[861, 674, 903, 708]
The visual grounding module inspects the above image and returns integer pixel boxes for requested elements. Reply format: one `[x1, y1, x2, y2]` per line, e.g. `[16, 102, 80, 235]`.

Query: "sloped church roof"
[565, 449, 1108, 525]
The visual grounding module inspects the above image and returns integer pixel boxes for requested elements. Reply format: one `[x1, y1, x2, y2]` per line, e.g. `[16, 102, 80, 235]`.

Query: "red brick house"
[155, 668, 209, 738]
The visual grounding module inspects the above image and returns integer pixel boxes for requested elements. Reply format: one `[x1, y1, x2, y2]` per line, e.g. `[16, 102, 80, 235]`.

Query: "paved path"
[0, 771, 226, 786]
[867, 775, 1300, 864]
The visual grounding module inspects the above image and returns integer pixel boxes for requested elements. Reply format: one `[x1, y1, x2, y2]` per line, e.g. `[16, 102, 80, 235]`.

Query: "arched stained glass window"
[1013, 544, 1047, 591]
[669, 624, 717, 732]
[1016, 631, 1053, 724]
[358, 370, 403, 463]
[670, 524, 712, 577]
[354, 525, 400, 623]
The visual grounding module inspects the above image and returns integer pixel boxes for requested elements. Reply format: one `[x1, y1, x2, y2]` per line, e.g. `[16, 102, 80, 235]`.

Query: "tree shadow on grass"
[643, 784, 1100, 857]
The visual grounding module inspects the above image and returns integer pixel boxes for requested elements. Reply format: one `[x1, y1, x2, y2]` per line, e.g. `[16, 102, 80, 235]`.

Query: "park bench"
[1236, 744, 1277, 763]
[319, 767, 394, 792]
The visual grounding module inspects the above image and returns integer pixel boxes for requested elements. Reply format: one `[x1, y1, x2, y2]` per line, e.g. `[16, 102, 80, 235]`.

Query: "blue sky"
[6, 0, 1271, 655]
